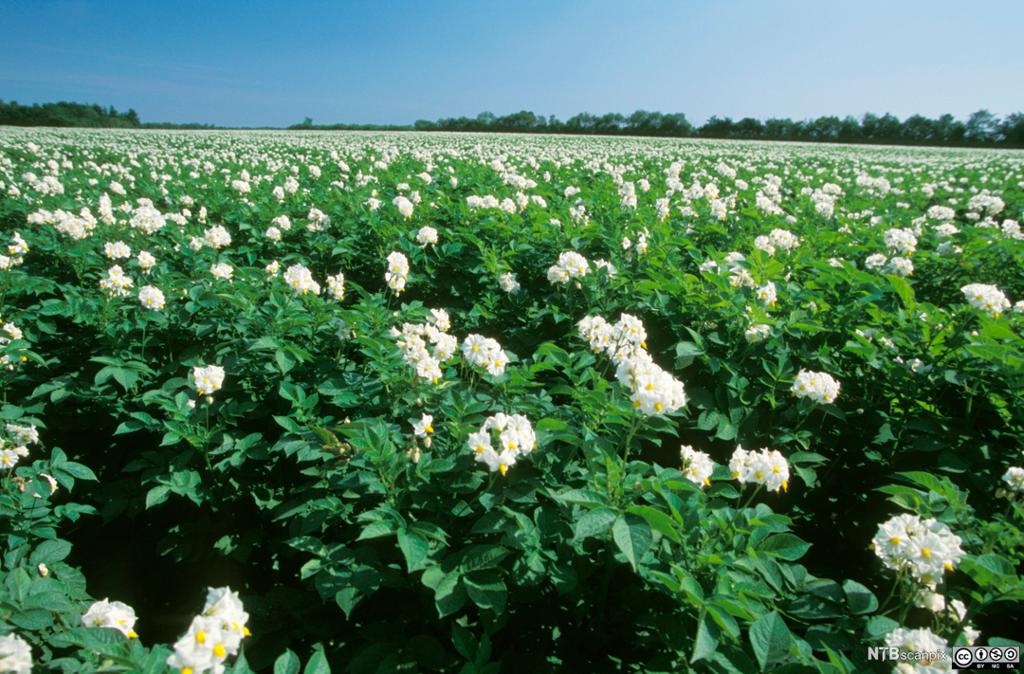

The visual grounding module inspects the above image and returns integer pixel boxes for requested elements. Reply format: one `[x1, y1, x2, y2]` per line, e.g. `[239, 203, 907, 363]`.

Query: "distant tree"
[999, 112, 1024, 147]
[966, 109, 1000, 143]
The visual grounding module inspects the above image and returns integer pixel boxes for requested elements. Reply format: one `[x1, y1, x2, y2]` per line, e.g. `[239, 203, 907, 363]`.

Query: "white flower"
[461, 334, 508, 376]
[264, 226, 281, 242]
[961, 283, 1011, 318]
[884, 628, 952, 672]
[1002, 466, 1024, 493]
[883, 228, 917, 255]
[413, 414, 434, 437]
[137, 250, 156, 272]
[680, 445, 714, 487]
[138, 285, 166, 311]
[393, 195, 414, 219]
[872, 514, 964, 585]
[5, 424, 39, 445]
[385, 251, 409, 294]
[203, 225, 232, 249]
[265, 260, 281, 276]
[104, 241, 132, 260]
[416, 226, 438, 247]
[469, 413, 537, 476]
[129, 204, 165, 234]
[888, 257, 914, 277]
[499, 272, 520, 294]
[791, 369, 840, 404]
[82, 599, 138, 638]
[0, 634, 31, 674]
[547, 251, 590, 285]
[0, 448, 21, 469]
[745, 324, 771, 344]
[326, 272, 345, 301]
[865, 253, 888, 270]
[729, 445, 790, 493]
[100, 265, 134, 297]
[756, 282, 777, 307]
[209, 262, 233, 281]
[283, 264, 321, 296]
[191, 365, 225, 397]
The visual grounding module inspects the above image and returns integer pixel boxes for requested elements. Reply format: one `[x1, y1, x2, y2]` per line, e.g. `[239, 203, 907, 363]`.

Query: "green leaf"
[748, 611, 793, 672]
[274, 650, 301, 674]
[842, 579, 878, 615]
[612, 514, 652, 571]
[627, 505, 681, 543]
[303, 644, 331, 674]
[865, 615, 899, 639]
[30, 539, 72, 565]
[691, 612, 720, 663]
[146, 485, 171, 508]
[758, 533, 811, 561]
[397, 528, 430, 572]
[463, 569, 507, 614]
[573, 507, 617, 541]
[887, 275, 915, 309]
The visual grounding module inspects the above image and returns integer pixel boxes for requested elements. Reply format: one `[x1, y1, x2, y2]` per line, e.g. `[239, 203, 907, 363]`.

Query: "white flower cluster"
[0, 633, 31, 674]
[393, 195, 414, 219]
[138, 285, 166, 311]
[191, 365, 226, 398]
[326, 272, 345, 301]
[167, 587, 251, 674]
[883, 228, 917, 255]
[756, 282, 777, 307]
[461, 334, 508, 377]
[130, 203, 166, 235]
[872, 514, 964, 586]
[385, 251, 409, 294]
[0, 420, 35, 470]
[467, 413, 537, 476]
[99, 265, 134, 297]
[883, 628, 951, 673]
[755, 229, 800, 255]
[416, 226, 438, 247]
[960, 283, 1011, 318]
[745, 323, 771, 344]
[729, 446, 790, 493]
[791, 369, 840, 404]
[999, 466, 1024, 500]
[82, 598, 138, 638]
[579, 314, 687, 416]
[283, 264, 322, 296]
[546, 251, 590, 285]
[104, 241, 132, 260]
[209, 262, 233, 281]
[0, 321, 28, 370]
[203, 225, 232, 249]
[137, 250, 156, 273]
[680, 445, 714, 487]
[0, 232, 29, 270]
[499, 271, 520, 294]
[392, 317, 458, 384]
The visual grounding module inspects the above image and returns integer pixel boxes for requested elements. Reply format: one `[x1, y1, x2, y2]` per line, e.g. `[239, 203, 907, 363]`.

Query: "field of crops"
[0, 128, 1022, 673]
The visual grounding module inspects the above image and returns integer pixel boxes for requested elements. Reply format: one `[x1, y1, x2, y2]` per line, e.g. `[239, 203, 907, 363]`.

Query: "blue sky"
[1, 0, 1022, 127]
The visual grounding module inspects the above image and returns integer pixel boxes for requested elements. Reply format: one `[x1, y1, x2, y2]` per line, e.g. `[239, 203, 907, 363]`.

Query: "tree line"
[0, 100, 218, 130]
[3, 100, 1022, 147]
[297, 109, 1024, 147]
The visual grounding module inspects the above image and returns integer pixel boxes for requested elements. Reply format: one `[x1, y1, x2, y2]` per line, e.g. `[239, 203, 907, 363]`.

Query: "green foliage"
[0, 129, 1021, 672]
